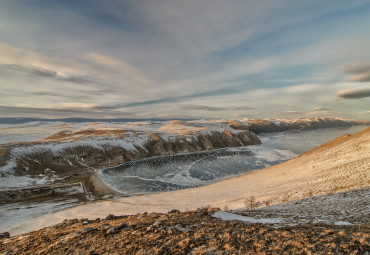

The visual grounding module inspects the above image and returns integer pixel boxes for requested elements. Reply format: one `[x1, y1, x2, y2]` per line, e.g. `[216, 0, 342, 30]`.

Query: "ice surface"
[0, 197, 84, 231]
[99, 126, 366, 196]
[100, 146, 297, 195]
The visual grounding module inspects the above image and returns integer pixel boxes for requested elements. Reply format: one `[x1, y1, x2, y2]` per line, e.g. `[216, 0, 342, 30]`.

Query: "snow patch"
[335, 221, 352, 226]
[213, 211, 283, 224]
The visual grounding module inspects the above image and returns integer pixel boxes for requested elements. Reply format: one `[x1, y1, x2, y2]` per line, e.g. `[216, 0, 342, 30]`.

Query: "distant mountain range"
[0, 117, 197, 124]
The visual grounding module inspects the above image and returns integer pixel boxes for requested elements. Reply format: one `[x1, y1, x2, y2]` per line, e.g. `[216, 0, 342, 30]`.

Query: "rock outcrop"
[2, 129, 260, 177]
[223, 117, 369, 134]
[145, 130, 260, 157]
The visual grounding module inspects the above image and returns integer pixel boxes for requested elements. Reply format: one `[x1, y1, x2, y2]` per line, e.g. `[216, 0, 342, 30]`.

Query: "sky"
[0, 0, 370, 120]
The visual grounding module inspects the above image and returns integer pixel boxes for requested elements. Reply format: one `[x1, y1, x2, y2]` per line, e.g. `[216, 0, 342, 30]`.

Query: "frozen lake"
[0, 125, 367, 234]
[100, 125, 367, 195]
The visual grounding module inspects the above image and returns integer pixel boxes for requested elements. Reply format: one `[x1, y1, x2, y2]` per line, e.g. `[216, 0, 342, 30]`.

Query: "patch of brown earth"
[0, 208, 368, 254]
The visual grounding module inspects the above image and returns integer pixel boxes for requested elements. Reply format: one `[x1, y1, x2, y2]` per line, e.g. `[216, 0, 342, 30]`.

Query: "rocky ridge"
[222, 117, 369, 134]
[0, 208, 368, 254]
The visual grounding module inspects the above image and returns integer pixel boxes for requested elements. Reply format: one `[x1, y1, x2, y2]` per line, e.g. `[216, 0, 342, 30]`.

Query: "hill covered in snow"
[3, 126, 369, 236]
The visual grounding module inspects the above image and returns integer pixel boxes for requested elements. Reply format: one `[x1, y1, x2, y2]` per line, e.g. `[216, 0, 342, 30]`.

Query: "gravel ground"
[0, 208, 369, 255]
[234, 187, 370, 226]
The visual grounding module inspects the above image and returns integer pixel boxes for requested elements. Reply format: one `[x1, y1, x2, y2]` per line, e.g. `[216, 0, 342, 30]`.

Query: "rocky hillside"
[0, 121, 260, 202]
[1, 121, 260, 174]
[0, 208, 368, 254]
[223, 117, 369, 134]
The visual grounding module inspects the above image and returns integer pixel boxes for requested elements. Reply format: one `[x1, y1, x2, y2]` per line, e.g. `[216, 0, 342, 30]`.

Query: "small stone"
[97, 223, 112, 230]
[153, 221, 162, 226]
[147, 221, 164, 231]
[105, 228, 117, 235]
[175, 224, 191, 233]
[105, 214, 119, 220]
[80, 227, 96, 234]
[66, 219, 78, 224]
[169, 209, 180, 214]
[105, 223, 130, 235]
[105, 214, 115, 220]
[137, 214, 146, 219]
[132, 230, 141, 235]
[0, 232, 10, 239]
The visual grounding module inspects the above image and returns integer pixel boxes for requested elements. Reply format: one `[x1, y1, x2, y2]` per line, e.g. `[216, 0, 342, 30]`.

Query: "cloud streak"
[182, 105, 253, 111]
[0, 105, 133, 118]
[340, 62, 370, 82]
[0, 64, 92, 84]
[1, 1, 370, 120]
[336, 88, 370, 99]
[283, 111, 304, 114]
[311, 107, 332, 112]
[86, 52, 152, 85]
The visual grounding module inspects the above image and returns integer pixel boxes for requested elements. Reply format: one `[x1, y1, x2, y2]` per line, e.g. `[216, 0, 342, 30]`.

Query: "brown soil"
[1, 208, 368, 255]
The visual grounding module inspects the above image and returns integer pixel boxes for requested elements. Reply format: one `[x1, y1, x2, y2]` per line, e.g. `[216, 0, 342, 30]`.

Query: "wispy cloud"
[0, 105, 132, 118]
[0, 43, 78, 78]
[340, 62, 370, 82]
[283, 110, 304, 114]
[1, 1, 370, 120]
[86, 52, 152, 85]
[359, 111, 370, 115]
[182, 105, 253, 111]
[336, 88, 370, 99]
[0, 64, 92, 84]
[311, 107, 332, 112]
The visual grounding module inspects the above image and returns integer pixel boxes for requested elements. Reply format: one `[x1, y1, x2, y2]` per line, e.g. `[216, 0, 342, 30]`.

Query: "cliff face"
[145, 130, 260, 157]
[223, 117, 369, 134]
[3, 129, 260, 178]
[0, 125, 260, 201]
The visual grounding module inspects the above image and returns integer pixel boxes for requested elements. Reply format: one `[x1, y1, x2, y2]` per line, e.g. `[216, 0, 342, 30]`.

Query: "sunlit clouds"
[0, 1, 369, 120]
